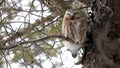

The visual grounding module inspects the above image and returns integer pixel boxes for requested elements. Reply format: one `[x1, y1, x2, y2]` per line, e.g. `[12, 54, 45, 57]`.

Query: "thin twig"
[1, 13, 59, 44]
[0, 35, 74, 50]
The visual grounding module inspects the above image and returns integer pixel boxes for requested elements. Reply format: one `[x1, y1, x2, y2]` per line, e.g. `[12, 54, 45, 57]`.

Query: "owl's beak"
[72, 53, 77, 58]
[70, 16, 74, 20]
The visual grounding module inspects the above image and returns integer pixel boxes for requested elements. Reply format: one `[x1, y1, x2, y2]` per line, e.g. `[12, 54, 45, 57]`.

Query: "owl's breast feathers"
[62, 18, 87, 45]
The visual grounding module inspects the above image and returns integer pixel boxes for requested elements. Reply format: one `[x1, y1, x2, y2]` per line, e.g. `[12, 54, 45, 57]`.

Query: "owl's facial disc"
[67, 12, 79, 20]
[68, 43, 81, 58]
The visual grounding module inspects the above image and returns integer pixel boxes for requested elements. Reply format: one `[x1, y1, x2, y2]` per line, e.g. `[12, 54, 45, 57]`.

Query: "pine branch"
[0, 35, 73, 50]
[1, 13, 59, 44]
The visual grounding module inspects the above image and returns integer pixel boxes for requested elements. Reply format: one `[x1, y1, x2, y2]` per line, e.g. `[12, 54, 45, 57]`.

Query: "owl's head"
[64, 9, 85, 21]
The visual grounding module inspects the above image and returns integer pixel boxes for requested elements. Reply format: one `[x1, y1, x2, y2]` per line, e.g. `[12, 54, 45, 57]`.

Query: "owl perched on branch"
[62, 9, 87, 58]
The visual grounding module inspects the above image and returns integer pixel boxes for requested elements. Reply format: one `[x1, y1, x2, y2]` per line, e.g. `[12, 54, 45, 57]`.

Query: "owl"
[62, 9, 87, 58]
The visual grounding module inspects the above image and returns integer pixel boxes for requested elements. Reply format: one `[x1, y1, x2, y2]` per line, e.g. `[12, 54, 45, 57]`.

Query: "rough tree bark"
[81, 0, 120, 68]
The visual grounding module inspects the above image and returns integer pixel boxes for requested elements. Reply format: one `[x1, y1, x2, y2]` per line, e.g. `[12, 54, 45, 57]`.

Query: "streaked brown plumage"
[62, 9, 87, 58]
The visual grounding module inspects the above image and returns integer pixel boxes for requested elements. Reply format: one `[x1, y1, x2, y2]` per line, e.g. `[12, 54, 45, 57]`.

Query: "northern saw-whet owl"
[62, 9, 87, 58]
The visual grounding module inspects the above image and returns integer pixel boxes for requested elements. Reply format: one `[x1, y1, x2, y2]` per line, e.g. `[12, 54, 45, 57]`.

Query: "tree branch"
[0, 35, 74, 50]
[1, 13, 59, 44]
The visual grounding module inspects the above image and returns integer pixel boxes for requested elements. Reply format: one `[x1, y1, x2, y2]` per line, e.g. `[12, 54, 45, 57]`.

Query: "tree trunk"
[82, 0, 120, 68]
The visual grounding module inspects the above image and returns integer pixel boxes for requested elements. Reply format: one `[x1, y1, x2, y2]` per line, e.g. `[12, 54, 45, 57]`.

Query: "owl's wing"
[62, 10, 69, 37]
[62, 20, 67, 37]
